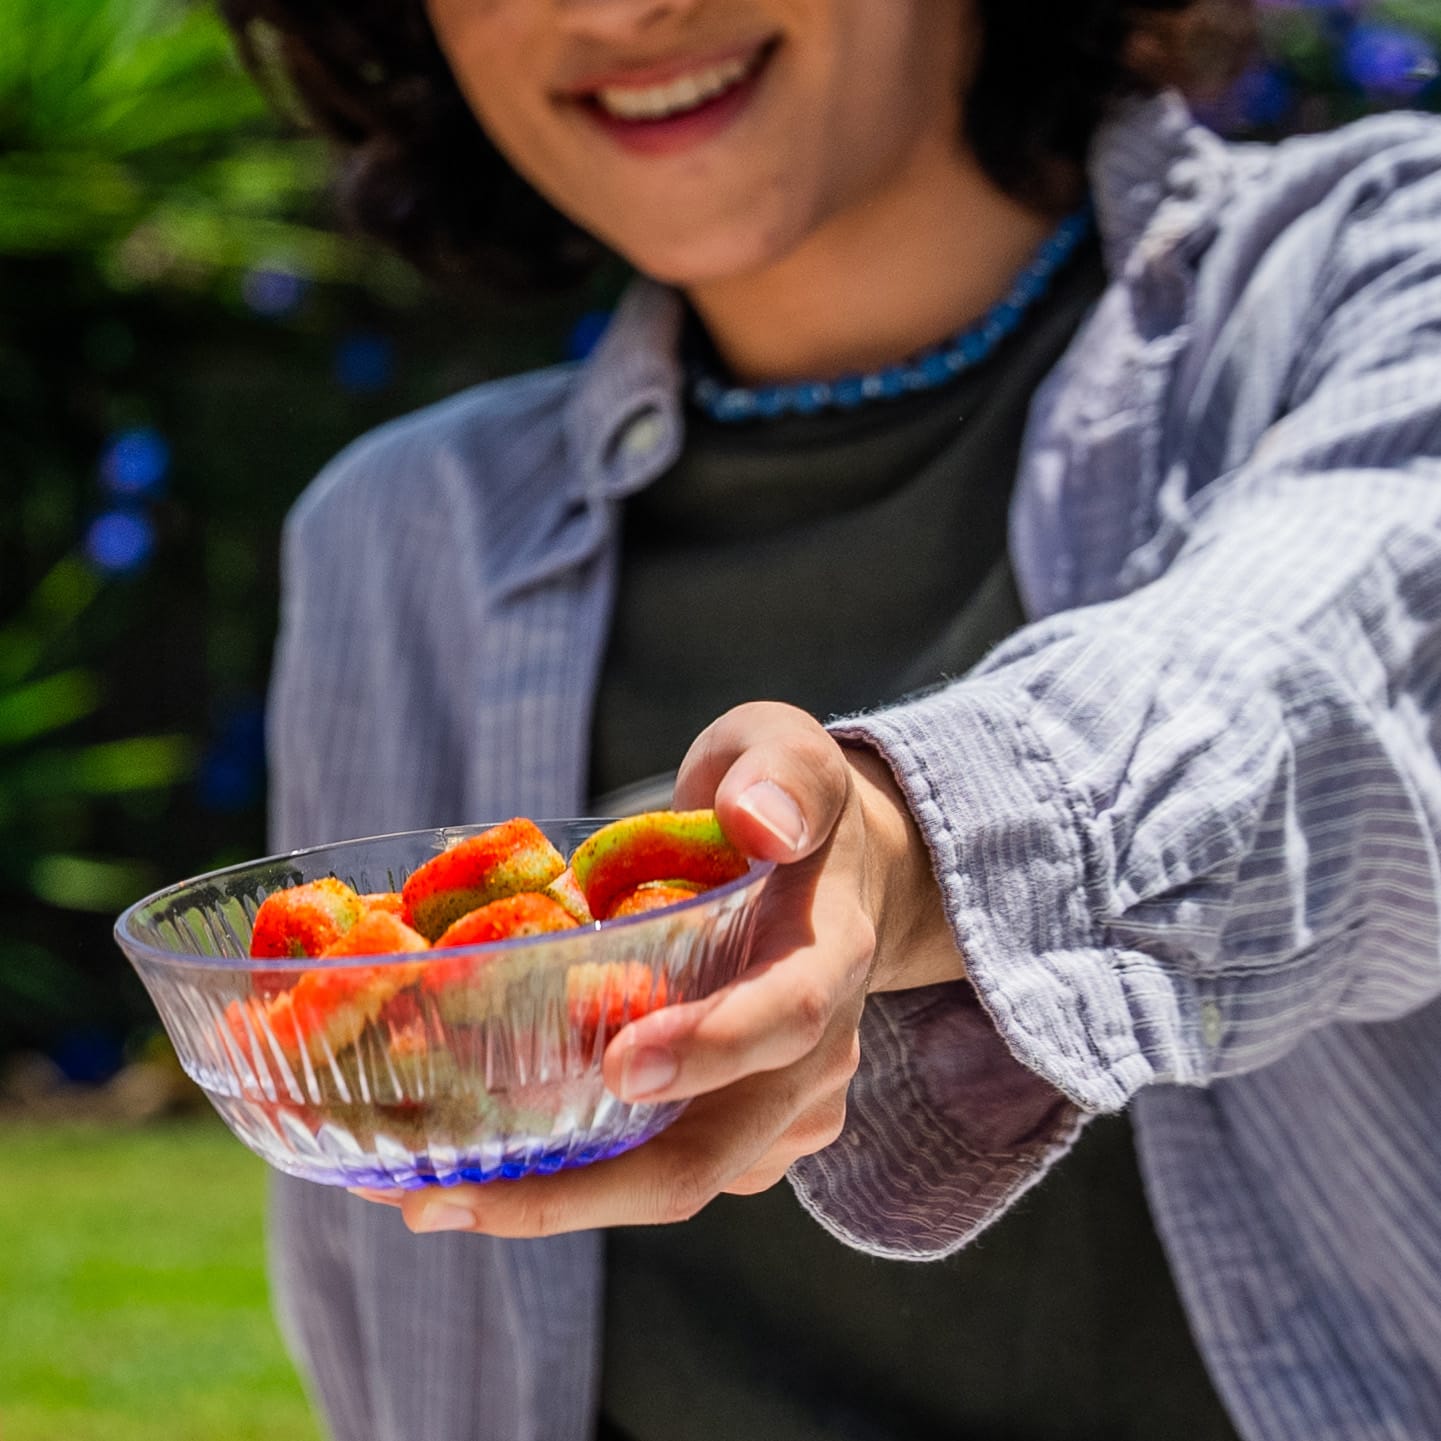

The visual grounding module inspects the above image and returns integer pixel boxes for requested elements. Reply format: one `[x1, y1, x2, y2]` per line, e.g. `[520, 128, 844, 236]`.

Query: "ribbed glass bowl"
[115, 822, 771, 1190]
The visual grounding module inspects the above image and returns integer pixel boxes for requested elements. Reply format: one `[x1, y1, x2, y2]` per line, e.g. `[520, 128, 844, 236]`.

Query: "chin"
[607, 212, 810, 290]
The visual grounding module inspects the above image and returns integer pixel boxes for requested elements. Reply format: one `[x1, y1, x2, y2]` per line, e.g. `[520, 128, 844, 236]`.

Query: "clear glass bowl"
[115, 822, 771, 1190]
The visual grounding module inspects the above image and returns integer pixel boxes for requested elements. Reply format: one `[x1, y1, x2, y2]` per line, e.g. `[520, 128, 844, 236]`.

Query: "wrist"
[842, 742, 966, 993]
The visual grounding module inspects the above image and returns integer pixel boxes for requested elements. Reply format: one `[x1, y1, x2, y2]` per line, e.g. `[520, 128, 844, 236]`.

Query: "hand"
[353, 702, 964, 1237]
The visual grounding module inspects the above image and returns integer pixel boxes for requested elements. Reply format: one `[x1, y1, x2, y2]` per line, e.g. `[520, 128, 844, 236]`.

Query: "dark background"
[2, 0, 1437, 1079]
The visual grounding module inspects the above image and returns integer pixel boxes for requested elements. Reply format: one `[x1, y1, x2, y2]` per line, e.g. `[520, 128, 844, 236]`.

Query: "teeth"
[595, 54, 755, 121]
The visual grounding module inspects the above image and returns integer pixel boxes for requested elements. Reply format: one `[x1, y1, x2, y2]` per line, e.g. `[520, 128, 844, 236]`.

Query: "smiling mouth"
[573, 38, 780, 128]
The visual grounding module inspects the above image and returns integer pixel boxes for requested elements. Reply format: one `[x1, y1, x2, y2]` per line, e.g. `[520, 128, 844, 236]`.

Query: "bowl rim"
[113, 818, 775, 973]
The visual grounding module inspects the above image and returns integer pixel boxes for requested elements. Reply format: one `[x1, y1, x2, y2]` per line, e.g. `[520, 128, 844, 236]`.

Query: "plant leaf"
[29, 854, 162, 911]
[2, 734, 196, 801]
[0, 669, 101, 746]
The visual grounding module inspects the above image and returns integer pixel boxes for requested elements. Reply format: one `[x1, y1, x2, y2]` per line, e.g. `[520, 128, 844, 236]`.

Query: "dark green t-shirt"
[590, 245, 1238, 1441]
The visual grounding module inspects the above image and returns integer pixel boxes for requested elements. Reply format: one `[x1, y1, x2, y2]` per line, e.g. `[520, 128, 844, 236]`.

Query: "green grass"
[0, 1118, 323, 1441]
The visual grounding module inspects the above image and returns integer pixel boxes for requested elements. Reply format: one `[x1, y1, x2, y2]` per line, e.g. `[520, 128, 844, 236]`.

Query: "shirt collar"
[560, 91, 1228, 502]
[1089, 90, 1231, 279]
[563, 279, 686, 506]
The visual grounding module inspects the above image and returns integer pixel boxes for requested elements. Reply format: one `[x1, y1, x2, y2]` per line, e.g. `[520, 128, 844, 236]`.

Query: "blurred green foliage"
[0, 0, 342, 1057]
[1215, 0, 1440, 133]
[0, 1118, 322, 1439]
[0, 0, 368, 286]
[0, 0, 582, 1064]
[0, 556, 190, 1041]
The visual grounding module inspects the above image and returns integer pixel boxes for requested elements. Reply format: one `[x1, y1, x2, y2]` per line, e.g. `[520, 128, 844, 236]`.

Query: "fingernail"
[409, 1202, 476, 1234]
[621, 1044, 679, 1100]
[736, 780, 808, 854]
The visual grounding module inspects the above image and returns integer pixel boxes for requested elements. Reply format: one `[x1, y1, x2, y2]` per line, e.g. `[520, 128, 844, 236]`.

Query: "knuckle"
[850, 916, 878, 971]
[837, 919, 878, 995]
[831, 1032, 862, 1089]
[662, 1157, 722, 1224]
[735, 699, 792, 729]
[680, 722, 728, 786]
[717, 701, 802, 755]
[700, 1015, 755, 1069]
[789, 982, 831, 1048]
[800, 1098, 848, 1154]
[516, 1189, 567, 1238]
[797, 729, 849, 803]
[723, 1175, 766, 1197]
[725, 1163, 788, 1196]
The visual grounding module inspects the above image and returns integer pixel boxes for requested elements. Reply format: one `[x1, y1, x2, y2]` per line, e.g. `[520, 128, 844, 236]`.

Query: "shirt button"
[1200, 1001, 1224, 1050]
[617, 408, 665, 459]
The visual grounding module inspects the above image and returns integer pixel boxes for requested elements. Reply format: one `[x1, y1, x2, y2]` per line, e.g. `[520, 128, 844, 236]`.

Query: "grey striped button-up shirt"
[267, 95, 1441, 1441]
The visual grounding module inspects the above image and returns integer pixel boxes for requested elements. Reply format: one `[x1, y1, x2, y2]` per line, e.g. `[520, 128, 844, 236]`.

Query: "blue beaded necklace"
[690, 204, 1093, 424]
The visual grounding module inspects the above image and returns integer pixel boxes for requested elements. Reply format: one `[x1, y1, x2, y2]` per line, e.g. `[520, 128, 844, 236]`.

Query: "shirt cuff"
[833, 681, 1160, 1111]
[788, 983, 1085, 1259]
[789, 683, 1161, 1256]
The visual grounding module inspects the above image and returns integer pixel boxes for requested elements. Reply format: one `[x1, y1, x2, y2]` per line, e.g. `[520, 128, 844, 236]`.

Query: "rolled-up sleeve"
[793, 138, 1441, 1258]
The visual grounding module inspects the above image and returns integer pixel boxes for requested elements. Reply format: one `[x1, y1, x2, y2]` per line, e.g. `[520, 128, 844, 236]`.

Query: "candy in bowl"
[114, 816, 771, 1189]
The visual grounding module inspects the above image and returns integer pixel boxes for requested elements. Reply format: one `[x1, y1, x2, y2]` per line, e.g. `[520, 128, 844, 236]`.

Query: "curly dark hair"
[219, 0, 1255, 290]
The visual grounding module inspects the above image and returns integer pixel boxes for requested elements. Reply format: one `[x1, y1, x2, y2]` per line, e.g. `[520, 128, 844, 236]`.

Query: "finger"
[348, 1187, 405, 1207]
[398, 1075, 800, 1238]
[721, 1095, 851, 1195]
[719, 1160, 791, 1196]
[721, 1077, 853, 1194]
[674, 702, 849, 863]
[604, 869, 874, 1102]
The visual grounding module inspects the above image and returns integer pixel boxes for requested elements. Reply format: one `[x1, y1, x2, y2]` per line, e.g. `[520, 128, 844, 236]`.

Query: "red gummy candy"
[566, 961, 670, 1051]
[320, 910, 429, 959]
[432, 892, 578, 950]
[423, 892, 578, 997]
[249, 877, 364, 960]
[402, 819, 565, 941]
[606, 880, 703, 920]
[543, 867, 594, 924]
[227, 961, 423, 1068]
[569, 811, 746, 920]
[360, 891, 406, 917]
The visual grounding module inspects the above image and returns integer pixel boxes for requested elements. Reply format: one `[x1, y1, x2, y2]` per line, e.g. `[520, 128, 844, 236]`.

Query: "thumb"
[674, 702, 850, 864]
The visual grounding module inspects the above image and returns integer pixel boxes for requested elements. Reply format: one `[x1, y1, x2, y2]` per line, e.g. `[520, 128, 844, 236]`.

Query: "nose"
[555, 0, 701, 38]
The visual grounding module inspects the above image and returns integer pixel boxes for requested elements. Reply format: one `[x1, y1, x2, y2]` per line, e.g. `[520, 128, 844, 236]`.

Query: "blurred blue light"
[51, 1027, 125, 1085]
[220, 699, 267, 760]
[335, 333, 395, 393]
[565, 310, 612, 362]
[1237, 64, 1295, 128]
[100, 427, 170, 498]
[1196, 61, 1295, 136]
[198, 753, 262, 812]
[242, 266, 309, 317]
[198, 699, 268, 813]
[84, 511, 155, 575]
[1344, 24, 1439, 99]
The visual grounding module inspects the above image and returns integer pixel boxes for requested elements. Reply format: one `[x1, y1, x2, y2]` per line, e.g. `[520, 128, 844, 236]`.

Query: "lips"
[561, 37, 780, 156]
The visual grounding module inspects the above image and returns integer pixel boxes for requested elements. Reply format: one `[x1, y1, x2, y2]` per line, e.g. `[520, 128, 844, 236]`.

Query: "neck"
[685, 134, 1058, 386]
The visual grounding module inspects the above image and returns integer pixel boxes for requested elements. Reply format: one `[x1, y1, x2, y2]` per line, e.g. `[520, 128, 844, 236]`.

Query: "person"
[221, 1, 1441, 1438]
